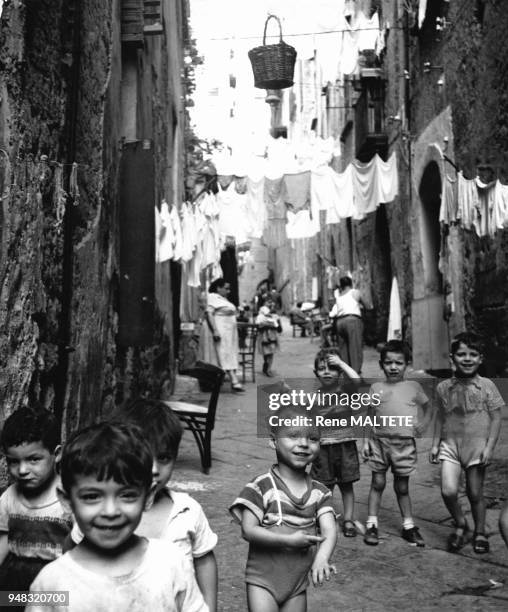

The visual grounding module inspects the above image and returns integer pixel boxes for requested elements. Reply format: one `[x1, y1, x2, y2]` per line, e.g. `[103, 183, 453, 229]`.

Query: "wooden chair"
[238, 322, 258, 383]
[163, 361, 225, 474]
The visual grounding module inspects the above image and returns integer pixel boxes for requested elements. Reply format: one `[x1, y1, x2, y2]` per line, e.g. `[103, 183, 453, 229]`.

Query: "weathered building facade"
[317, 0, 508, 372]
[0, 0, 188, 430]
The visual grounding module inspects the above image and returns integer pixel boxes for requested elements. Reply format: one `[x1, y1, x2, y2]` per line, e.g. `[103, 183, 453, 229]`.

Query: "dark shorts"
[311, 441, 360, 486]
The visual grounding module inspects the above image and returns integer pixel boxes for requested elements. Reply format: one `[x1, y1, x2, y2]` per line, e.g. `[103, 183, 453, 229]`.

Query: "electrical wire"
[196, 25, 404, 43]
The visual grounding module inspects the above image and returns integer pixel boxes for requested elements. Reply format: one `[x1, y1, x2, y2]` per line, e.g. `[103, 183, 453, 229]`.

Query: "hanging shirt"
[283, 171, 311, 214]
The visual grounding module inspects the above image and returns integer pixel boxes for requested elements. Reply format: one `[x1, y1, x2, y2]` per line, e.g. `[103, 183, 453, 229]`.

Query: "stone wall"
[0, 0, 187, 430]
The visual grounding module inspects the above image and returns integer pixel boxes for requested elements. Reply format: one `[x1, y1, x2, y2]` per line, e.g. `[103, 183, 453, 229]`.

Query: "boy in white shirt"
[69, 400, 218, 611]
[28, 421, 205, 612]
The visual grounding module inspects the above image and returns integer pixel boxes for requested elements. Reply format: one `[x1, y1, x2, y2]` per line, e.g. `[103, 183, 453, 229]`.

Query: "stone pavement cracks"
[173, 321, 508, 611]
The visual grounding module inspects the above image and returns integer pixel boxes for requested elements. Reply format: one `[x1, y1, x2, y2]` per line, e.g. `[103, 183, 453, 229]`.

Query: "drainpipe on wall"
[54, 0, 81, 430]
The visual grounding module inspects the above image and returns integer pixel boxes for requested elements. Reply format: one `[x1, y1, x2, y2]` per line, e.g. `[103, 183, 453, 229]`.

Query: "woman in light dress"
[200, 278, 245, 392]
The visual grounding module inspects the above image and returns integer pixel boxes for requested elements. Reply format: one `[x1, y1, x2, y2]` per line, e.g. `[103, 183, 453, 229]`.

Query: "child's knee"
[393, 476, 409, 496]
[441, 482, 459, 500]
[371, 472, 386, 491]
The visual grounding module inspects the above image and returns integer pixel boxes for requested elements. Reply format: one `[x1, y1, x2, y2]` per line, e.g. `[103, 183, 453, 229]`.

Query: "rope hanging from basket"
[248, 14, 297, 90]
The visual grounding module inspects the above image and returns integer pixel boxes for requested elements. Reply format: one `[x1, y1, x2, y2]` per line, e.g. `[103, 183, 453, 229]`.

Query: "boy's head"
[450, 332, 484, 377]
[379, 340, 411, 382]
[314, 348, 342, 388]
[270, 405, 320, 471]
[339, 276, 353, 290]
[59, 421, 154, 551]
[116, 398, 183, 494]
[1, 406, 60, 495]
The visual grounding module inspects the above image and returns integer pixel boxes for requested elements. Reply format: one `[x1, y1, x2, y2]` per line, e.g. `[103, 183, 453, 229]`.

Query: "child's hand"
[479, 446, 492, 464]
[362, 441, 372, 461]
[311, 560, 337, 587]
[429, 445, 440, 464]
[285, 531, 324, 549]
[327, 354, 344, 369]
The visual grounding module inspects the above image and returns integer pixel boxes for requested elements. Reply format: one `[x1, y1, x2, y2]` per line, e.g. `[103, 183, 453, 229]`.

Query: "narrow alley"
[175, 324, 508, 611]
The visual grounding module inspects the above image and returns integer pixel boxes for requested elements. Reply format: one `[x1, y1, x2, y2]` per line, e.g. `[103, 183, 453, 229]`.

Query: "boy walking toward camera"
[310, 348, 362, 538]
[230, 406, 337, 612]
[363, 340, 432, 547]
[28, 422, 206, 611]
[431, 332, 504, 554]
[69, 400, 218, 610]
[0, 407, 72, 592]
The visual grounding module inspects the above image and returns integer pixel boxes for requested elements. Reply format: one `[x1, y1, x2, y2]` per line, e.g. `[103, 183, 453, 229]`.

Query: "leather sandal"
[447, 522, 470, 553]
[472, 533, 489, 554]
[342, 520, 357, 537]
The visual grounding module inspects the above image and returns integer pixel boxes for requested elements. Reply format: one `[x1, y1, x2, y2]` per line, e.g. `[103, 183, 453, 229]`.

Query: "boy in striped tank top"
[230, 405, 337, 612]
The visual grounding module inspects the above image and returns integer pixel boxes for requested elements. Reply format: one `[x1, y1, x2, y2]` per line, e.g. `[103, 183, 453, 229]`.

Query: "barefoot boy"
[362, 340, 431, 547]
[430, 332, 504, 553]
[28, 422, 206, 611]
[230, 405, 337, 612]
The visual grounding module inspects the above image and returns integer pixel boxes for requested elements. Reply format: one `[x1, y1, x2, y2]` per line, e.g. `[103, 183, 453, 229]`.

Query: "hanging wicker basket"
[248, 15, 297, 90]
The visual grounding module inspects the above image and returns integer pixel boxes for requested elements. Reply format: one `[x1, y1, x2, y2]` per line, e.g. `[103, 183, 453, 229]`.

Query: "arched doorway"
[411, 160, 449, 370]
[419, 162, 443, 294]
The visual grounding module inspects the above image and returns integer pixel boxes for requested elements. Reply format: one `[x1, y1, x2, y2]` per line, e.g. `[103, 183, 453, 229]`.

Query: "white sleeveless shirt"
[333, 289, 362, 317]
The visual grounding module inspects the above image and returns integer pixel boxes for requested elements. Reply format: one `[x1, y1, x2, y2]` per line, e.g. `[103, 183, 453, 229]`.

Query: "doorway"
[412, 161, 449, 370]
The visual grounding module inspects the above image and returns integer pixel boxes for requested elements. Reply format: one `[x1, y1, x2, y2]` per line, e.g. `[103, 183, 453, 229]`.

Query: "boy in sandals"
[310, 348, 362, 538]
[431, 332, 504, 554]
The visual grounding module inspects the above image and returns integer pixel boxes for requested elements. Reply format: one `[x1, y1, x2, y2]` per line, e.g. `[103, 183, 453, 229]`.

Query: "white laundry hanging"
[387, 277, 402, 341]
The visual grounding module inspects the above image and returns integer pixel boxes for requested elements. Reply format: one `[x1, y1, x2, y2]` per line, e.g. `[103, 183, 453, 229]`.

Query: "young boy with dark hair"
[117, 398, 218, 610]
[363, 340, 432, 547]
[230, 405, 337, 612]
[0, 407, 72, 591]
[310, 348, 362, 537]
[28, 421, 206, 611]
[431, 332, 504, 554]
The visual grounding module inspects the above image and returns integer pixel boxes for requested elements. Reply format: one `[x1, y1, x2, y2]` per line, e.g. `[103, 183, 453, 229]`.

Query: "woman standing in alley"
[200, 278, 244, 392]
[330, 276, 367, 374]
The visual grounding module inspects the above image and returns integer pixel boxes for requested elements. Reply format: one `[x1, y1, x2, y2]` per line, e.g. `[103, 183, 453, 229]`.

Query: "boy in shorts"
[0, 407, 72, 592]
[310, 348, 362, 537]
[362, 340, 431, 547]
[430, 332, 504, 554]
[230, 405, 337, 612]
[28, 421, 206, 611]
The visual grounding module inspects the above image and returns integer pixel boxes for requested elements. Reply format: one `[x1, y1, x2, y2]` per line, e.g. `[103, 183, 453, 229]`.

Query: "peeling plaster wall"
[0, 0, 187, 431]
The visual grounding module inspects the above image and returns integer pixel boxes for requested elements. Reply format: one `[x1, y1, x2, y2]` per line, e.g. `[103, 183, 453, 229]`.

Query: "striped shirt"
[0, 484, 72, 560]
[229, 465, 333, 530]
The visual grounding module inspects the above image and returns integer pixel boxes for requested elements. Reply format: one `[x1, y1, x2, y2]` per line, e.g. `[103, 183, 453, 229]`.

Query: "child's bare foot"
[447, 521, 470, 552]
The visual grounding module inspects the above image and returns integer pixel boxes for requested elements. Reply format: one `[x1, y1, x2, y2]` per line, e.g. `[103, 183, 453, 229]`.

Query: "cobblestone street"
[173, 322, 508, 611]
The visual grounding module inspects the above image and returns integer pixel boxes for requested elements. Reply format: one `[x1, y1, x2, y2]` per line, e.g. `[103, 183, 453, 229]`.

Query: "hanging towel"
[352, 153, 398, 218]
[387, 277, 402, 341]
[286, 210, 317, 239]
[169, 205, 183, 261]
[491, 180, 508, 232]
[283, 171, 311, 214]
[158, 200, 175, 262]
[263, 176, 287, 248]
[246, 174, 266, 238]
[439, 174, 457, 224]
